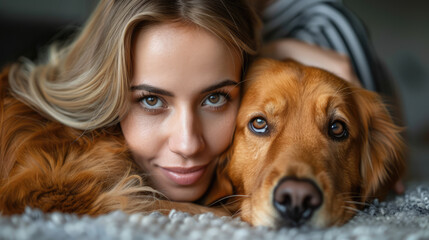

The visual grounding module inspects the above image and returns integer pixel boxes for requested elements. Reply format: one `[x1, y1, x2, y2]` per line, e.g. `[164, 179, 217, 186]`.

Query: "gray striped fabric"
[262, 0, 384, 92]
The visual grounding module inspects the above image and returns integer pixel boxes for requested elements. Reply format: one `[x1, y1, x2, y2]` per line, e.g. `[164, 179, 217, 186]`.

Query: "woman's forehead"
[131, 22, 242, 93]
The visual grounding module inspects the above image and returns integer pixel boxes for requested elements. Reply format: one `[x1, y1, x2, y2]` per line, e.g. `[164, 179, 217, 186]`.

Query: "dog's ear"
[356, 88, 406, 202]
[200, 152, 234, 206]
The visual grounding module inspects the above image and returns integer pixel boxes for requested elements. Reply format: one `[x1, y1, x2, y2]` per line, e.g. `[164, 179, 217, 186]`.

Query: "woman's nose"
[168, 107, 205, 158]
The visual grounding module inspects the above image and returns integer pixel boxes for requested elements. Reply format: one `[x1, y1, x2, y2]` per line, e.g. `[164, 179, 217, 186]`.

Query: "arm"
[258, 0, 387, 90]
[261, 38, 361, 86]
[248, 0, 360, 85]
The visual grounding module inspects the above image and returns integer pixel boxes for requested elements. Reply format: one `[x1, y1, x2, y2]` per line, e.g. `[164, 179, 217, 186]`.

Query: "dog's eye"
[328, 120, 348, 140]
[249, 117, 269, 135]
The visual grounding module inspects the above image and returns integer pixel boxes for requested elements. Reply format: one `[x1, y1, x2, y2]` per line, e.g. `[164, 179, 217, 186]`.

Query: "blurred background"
[1, 0, 428, 181]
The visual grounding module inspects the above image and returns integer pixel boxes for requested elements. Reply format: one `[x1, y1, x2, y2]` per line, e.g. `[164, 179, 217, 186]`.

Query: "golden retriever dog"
[204, 58, 405, 228]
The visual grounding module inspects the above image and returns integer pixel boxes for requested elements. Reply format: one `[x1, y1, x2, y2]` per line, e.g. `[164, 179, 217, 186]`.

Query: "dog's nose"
[273, 178, 323, 227]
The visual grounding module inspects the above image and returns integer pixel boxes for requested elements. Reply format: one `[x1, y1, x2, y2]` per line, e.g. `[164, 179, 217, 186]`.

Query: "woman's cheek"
[204, 105, 238, 154]
[120, 110, 165, 164]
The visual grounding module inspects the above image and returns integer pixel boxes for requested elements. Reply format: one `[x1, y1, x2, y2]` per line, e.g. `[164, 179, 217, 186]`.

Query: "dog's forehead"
[236, 59, 361, 135]
[242, 60, 349, 109]
[243, 61, 299, 105]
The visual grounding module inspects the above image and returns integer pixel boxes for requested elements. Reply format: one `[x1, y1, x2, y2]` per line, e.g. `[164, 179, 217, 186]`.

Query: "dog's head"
[208, 59, 405, 228]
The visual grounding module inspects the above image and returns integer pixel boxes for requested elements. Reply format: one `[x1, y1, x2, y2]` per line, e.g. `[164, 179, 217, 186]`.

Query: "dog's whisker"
[208, 195, 249, 207]
[222, 78, 253, 96]
[336, 192, 360, 197]
[220, 198, 246, 207]
[342, 206, 363, 214]
[232, 210, 242, 218]
[339, 193, 384, 203]
[336, 193, 367, 201]
[344, 200, 369, 206]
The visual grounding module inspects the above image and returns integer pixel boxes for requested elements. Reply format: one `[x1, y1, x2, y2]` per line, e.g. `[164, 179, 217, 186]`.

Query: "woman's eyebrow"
[130, 79, 238, 96]
[130, 84, 174, 97]
[200, 79, 238, 93]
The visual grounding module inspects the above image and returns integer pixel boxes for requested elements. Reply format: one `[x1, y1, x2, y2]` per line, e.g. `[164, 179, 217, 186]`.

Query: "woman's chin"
[161, 185, 206, 202]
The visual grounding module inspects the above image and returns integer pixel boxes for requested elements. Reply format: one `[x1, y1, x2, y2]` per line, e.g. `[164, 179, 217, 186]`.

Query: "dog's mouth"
[272, 177, 323, 228]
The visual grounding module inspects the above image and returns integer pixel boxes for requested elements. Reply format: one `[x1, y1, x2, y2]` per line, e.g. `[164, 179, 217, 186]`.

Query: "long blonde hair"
[9, 0, 260, 130]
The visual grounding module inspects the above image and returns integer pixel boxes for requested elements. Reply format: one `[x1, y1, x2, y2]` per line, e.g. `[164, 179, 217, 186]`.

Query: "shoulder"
[262, 0, 350, 39]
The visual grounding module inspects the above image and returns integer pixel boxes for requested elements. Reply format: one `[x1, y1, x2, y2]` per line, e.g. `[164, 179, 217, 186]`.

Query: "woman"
[0, 0, 259, 211]
[0, 0, 397, 214]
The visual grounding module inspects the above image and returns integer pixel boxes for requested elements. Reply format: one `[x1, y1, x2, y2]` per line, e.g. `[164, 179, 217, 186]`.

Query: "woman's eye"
[203, 93, 228, 107]
[140, 96, 165, 109]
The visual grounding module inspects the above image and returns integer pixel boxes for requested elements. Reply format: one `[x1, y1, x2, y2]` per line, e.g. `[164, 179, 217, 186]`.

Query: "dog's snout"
[273, 178, 323, 227]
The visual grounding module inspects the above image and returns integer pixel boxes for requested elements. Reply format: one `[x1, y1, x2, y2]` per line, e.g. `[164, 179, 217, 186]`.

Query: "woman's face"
[120, 22, 242, 201]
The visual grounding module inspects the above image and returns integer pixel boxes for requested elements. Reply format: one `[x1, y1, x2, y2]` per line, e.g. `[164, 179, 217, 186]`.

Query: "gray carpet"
[1, 183, 428, 240]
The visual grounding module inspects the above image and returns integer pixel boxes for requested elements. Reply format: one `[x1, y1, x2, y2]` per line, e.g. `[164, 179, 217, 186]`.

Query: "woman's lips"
[160, 165, 207, 186]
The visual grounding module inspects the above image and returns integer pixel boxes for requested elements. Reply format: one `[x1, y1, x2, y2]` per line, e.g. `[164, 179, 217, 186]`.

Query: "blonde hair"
[9, 0, 260, 130]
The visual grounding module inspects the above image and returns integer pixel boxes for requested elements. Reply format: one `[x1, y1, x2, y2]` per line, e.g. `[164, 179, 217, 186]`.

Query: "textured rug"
[1, 183, 429, 240]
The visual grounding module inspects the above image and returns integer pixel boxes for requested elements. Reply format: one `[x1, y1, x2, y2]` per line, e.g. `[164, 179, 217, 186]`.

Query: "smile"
[160, 165, 207, 186]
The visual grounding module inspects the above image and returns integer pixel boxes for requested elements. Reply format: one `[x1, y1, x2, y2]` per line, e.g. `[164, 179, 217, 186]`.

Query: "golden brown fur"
[0, 67, 216, 216]
[205, 59, 405, 228]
